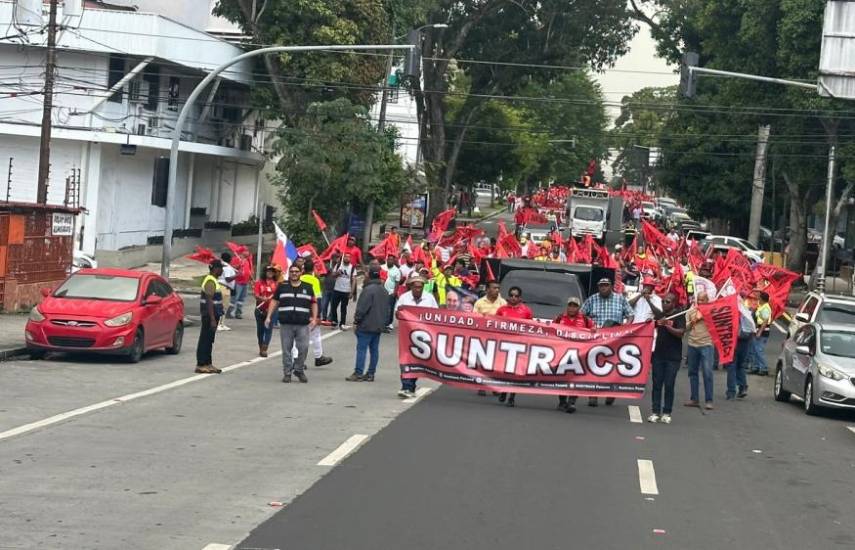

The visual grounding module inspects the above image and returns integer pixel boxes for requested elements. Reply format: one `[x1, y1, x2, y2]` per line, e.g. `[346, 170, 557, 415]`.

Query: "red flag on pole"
[311, 210, 327, 232]
[319, 233, 349, 261]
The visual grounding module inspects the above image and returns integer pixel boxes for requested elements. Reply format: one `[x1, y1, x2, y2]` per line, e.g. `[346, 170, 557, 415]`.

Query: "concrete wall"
[1, 135, 83, 205]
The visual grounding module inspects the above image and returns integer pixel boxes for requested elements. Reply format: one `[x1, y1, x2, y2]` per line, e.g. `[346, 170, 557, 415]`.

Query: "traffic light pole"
[160, 44, 413, 279]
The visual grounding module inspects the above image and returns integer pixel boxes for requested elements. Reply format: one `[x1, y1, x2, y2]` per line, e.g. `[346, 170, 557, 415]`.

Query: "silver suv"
[789, 292, 855, 338]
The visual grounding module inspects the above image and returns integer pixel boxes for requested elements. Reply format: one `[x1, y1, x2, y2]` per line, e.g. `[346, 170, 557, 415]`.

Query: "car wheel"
[804, 376, 820, 416]
[166, 323, 183, 355]
[126, 329, 144, 364]
[774, 366, 791, 402]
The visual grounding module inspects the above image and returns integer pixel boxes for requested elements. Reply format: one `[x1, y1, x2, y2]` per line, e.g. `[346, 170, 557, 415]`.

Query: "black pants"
[196, 316, 218, 366]
[329, 290, 350, 326]
[651, 358, 681, 415]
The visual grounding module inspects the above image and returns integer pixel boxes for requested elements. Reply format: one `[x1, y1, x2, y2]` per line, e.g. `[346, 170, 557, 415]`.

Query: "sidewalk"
[0, 313, 29, 360]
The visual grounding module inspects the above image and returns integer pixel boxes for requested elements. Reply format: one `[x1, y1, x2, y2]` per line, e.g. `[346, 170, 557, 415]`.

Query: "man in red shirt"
[554, 296, 594, 414]
[342, 236, 364, 267]
[495, 286, 533, 408]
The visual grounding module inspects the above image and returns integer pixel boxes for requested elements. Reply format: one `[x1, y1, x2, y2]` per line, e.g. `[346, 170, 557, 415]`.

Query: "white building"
[0, 0, 276, 266]
[369, 67, 420, 169]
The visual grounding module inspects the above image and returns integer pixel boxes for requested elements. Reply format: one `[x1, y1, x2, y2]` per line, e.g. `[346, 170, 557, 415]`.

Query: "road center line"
[201, 544, 232, 550]
[317, 434, 369, 466]
[637, 459, 659, 495]
[0, 330, 341, 443]
[628, 405, 643, 423]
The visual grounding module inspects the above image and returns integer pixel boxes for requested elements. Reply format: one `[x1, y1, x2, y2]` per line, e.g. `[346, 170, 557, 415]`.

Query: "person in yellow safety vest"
[684, 269, 695, 298]
[300, 259, 333, 367]
[196, 260, 225, 374]
[749, 291, 773, 376]
[432, 260, 462, 306]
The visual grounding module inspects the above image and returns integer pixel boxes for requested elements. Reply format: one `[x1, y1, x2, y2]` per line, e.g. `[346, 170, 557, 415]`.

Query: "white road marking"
[773, 321, 788, 334]
[201, 544, 232, 550]
[412, 386, 434, 403]
[317, 434, 369, 466]
[0, 330, 342, 443]
[847, 426, 855, 436]
[628, 405, 643, 423]
[637, 459, 659, 495]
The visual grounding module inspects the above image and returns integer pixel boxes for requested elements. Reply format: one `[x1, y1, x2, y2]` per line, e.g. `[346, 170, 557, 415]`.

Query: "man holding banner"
[685, 292, 716, 410]
[648, 293, 685, 424]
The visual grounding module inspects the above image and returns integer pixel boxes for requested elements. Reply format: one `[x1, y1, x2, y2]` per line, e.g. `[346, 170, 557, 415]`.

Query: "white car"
[789, 292, 855, 338]
[703, 235, 764, 263]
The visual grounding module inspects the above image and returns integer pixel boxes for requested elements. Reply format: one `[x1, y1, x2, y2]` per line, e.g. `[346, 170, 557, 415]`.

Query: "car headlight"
[817, 363, 847, 381]
[29, 307, 44, 322]
[104, 312, 133, 327]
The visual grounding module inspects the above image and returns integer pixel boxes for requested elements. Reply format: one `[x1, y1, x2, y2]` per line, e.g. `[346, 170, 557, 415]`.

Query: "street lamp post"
[160, 44, 413, 279]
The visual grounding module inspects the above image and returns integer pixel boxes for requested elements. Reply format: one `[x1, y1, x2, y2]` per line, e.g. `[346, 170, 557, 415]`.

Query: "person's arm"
[581, 299, 593, 317]
[354, 289, 371, 325]
[647, 296, 664, 318]
[265, 291, 279, 328]
[310, 296, 318, 328]
[623, 297, 635, 324]
[350, 272, 357, 299]
[203, 279, 216, 319]
[628, 293, 643, 307]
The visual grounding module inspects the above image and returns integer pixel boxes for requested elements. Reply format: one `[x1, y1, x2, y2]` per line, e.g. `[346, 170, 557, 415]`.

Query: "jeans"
[279, 323, 309, 375]
[386, 294, 397, 327]
[320, 290, 334, 321]
[725, 338, 751, 397]
[195, 315, 218, 366]
[228, 284, 247, 317]
[401, 376, 417, 392]
[254, 309, 273, 346]
[329, 290, 351, 326]
[687, 345, 715, 403]
[750, 334, 770, 373]
[354, 331, 381, 376]
[651, 357, 681, 415]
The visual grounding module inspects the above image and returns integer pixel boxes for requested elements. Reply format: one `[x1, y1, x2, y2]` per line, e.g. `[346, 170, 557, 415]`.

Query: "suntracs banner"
[397, 307, 655, 399]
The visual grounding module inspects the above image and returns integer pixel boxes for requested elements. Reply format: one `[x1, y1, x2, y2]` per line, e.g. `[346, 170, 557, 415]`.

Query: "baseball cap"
[567, 296, 581, 306]
[597, 277, 612, 286]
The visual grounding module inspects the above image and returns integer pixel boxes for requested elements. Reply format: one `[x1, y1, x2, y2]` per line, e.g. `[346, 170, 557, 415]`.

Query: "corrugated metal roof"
[820, 1, 855, 99]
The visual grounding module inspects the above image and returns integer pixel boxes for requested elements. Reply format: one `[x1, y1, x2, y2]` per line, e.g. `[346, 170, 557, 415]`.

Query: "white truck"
[567, 188, 610, 240]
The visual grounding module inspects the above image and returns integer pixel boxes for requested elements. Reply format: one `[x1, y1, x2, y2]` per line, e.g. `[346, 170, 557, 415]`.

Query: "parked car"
[788, 292, 855, 338]
[25, 268, 185, 362]
[702, 235, 764, 263]
[774, 322, 855, 415]
[522, 222, 558, 247]
[685, 230, 711, 242]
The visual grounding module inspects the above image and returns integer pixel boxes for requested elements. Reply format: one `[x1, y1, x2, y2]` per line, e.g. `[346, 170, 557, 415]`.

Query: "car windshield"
[53, 274, 140, 302]
[820, 331, 855, 358]
[818, 304, 855, 325]
[733, 237, 760, 251]
[574, 206, 603, 221]
[501, 271, 584, 319]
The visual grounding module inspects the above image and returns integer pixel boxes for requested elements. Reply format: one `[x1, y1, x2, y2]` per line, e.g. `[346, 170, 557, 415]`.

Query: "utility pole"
[363, 21, 395, 253]
[816, 143, 837, 293]
[747, 124, 771, 247]
[37, 0, 59, 205]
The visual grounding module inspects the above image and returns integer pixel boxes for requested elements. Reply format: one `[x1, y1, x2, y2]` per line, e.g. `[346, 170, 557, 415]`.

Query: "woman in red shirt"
[553, 296, 594, 414]
[253, 265, 279, 357]
[495, 287, 533, 408]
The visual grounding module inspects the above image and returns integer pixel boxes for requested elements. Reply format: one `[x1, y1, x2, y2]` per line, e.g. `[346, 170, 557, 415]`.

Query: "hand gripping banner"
[397, 307, 655, 399]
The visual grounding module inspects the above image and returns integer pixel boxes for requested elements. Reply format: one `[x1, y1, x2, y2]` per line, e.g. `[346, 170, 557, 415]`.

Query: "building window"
[167, 76, 180, 111]
[151, 157, 169, 207]
[107, 55, 125, 104]
[143, 65, 160, 111]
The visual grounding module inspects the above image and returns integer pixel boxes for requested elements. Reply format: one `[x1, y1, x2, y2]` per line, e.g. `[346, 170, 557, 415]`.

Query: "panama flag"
[271, 222, 299, 272]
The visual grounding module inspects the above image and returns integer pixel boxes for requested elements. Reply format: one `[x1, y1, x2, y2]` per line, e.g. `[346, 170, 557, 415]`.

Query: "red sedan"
[25, 268, 185, 362]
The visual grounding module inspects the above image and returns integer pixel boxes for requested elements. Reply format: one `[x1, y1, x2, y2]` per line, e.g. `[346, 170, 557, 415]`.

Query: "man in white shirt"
[629, 277, 663, 323]
[217, 252, 237, 331]
[395, 274, 439, 399]
[382, 255, 402, 332]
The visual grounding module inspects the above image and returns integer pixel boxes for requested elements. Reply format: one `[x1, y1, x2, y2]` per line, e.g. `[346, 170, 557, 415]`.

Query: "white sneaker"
[397, 389, 410, 399]
[660, 414, 672, 424]
[339, 324, 351, 331]
[647, 414, 660, 423]
[217, 324, 231, 332]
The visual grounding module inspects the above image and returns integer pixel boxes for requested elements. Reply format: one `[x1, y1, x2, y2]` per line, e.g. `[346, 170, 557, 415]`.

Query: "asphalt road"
[238, 329, 855, 550]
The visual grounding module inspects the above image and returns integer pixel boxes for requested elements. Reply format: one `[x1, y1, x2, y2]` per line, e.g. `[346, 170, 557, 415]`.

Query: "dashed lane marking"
[638, 459, 660, 495]
[628, 405, 643, 423]
[0, 330, 341, 443]
[317, 434, 370, 466]
[201, 544, 232, 550]
[847, 427, 855, 436]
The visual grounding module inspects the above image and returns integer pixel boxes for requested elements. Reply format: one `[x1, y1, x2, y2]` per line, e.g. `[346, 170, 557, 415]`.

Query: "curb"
[0, 347, 29, 362]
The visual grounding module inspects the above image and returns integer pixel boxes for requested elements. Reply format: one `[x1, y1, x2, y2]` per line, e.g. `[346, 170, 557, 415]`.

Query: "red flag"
[484, 260, 497, 282]
[577, 234, 594, 264]
[429, 209, 456, 242]
[311, 210, 327, 232]
[696, 294, 740, 364]
[370, 235, 398, 260]
[410, 243, 428, 265]
[319, 233, 349, 261]
[296, 244, 327, 275]
[186, 245, 216, 265]
[623, 236, 638, 264]
[225, 241, 250, 258]
[754, 265, 801, 319]
[566, 237, 579, 263]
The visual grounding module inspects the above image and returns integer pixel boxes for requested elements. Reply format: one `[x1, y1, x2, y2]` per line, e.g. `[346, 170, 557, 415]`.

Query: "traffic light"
[680, 52, 699, 98]
[403, 30, 421, 82]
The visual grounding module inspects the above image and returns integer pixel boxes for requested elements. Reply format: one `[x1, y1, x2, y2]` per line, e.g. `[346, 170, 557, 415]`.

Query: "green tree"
[611, 86, 676, 186]
[271, 99, 408, 244]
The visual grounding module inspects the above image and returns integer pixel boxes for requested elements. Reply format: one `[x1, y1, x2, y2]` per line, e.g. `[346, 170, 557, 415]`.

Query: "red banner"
[397, 307, 655, 398]
[696, 294, 740, 364]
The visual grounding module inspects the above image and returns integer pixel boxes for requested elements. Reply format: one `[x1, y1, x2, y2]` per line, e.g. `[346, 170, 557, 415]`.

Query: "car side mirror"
[144, 295, 163, 306]
[795, 345, 813, 356]
[40, 287, 51, 298]
[794, 312, 809, 323]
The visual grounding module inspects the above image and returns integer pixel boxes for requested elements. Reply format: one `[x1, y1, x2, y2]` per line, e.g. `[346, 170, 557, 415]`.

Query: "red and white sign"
[397, 307, 655, 399]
